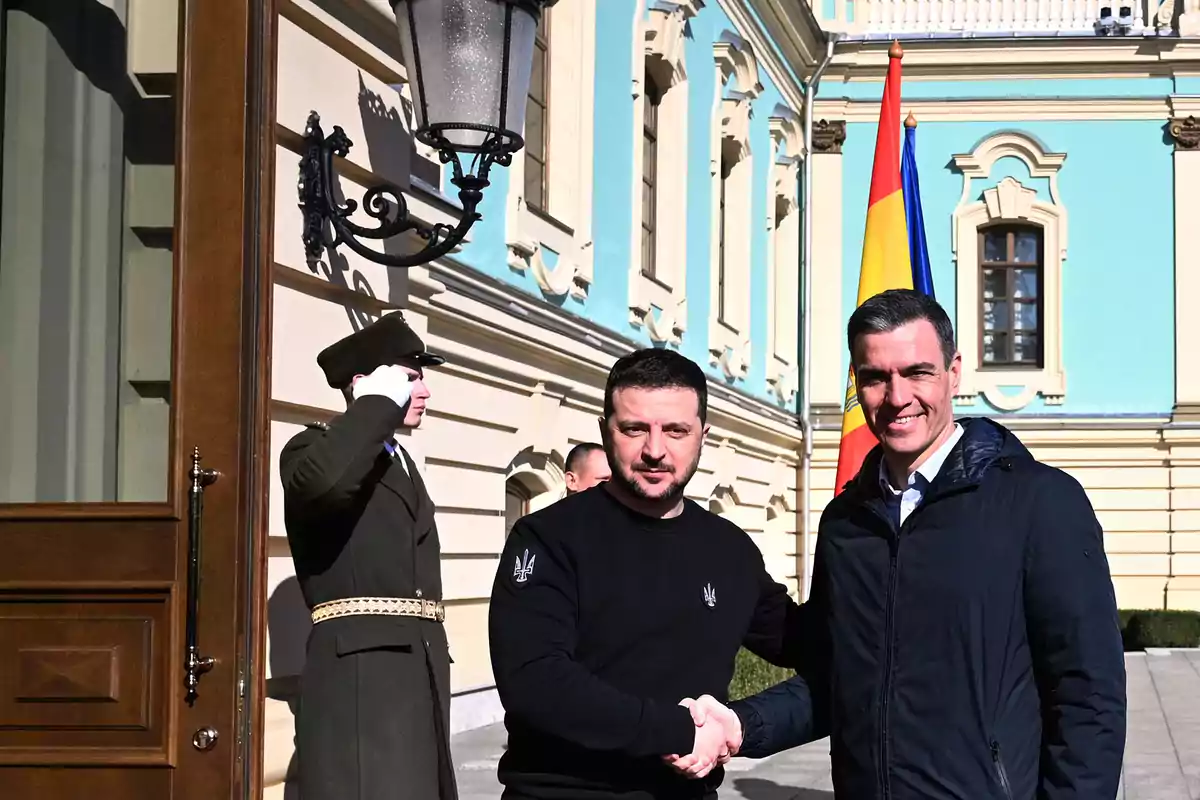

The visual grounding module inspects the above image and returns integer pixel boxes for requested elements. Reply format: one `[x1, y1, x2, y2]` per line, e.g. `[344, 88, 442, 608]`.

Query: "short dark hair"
[565, 442, 603, 473]
[847, 289, 957, 367]
[603, 348, 708, 424]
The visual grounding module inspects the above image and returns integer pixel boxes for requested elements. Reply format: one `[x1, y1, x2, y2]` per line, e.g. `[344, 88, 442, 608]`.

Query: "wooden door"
[0, 0, 274, 797]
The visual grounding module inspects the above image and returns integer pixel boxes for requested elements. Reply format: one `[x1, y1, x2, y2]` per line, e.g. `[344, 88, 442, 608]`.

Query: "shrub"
[726, 610, 1200, 700]
[728, 647, 795, 702]
[1121, 609, 1200, 651]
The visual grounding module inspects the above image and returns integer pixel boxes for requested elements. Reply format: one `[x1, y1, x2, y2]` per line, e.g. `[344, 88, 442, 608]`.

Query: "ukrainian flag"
[833, 41, 913, 495]
[902, 112, 934, 297]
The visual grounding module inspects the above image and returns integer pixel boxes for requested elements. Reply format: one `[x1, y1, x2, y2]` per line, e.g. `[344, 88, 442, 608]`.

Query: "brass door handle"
[184, 447, 220, 705]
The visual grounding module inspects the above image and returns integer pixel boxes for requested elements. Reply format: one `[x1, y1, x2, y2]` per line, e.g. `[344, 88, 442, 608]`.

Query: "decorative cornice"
[720, 97, 754, 163]
[420, 259, 803, 438]
[713, 36, 763, 99]
[644, 1, 693, 89]
[816, 96, 1169, 123]
[823, 38, 1200, 80]
[768, 112, 804, 160]
[811, 119, 846, 154]
[1169, 116, 1200, 151]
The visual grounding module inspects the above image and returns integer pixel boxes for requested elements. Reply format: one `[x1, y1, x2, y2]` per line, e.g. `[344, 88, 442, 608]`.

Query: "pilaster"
[1170, 116, 1200, 421]
[808, 119, 846, 423]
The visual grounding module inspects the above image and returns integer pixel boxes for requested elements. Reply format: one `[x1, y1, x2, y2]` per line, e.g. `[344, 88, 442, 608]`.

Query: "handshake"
[662, 695, 743, 779]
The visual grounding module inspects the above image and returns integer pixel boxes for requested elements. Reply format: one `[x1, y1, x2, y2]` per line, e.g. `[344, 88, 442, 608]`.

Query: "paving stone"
[452, 653, 1197, 799]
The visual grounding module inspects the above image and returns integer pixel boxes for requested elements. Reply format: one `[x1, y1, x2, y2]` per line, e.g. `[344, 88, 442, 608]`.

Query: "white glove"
[351, 364, 413, 410]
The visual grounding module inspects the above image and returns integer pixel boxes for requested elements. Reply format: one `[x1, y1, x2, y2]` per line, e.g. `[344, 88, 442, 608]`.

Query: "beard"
[605, 448, 702, 507]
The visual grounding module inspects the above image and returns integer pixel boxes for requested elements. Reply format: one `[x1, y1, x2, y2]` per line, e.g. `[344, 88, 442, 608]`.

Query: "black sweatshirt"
[487, 485, 806, 799]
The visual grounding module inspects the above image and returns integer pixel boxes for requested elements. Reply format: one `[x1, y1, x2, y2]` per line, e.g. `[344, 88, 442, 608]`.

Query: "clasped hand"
[662, 695, 742, 779]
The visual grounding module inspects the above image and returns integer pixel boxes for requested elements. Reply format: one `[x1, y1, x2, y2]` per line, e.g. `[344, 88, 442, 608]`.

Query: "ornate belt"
[311, 596, 445, 624]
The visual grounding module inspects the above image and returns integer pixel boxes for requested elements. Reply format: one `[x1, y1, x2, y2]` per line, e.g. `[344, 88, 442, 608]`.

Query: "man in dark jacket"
[723, 289, 1127, 799]
[279, 311, 457, 800]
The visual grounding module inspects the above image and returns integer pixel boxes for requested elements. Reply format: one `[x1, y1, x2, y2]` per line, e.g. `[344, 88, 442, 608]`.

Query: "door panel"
[0, 0, 274, 795]
[0, 0, 177, 505]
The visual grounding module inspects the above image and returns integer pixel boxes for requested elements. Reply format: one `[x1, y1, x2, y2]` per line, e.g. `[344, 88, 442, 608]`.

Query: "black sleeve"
[732, 529, 833, 755]
[740, 544, 811, 670]
[1024, 469, 1126, 799]
[730, 675, 818, 759]
[278, 395, 406, 511]
[488, 517, 697, 758]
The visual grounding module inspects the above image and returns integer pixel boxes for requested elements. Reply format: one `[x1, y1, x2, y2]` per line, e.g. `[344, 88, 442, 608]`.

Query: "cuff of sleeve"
[349, 394, 408, 431]
[728, 700, 765, 757]
[644, 704, 697, 757]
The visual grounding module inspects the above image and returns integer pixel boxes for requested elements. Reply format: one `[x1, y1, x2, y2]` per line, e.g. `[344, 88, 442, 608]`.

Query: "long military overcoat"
[279, 394, 456, 800]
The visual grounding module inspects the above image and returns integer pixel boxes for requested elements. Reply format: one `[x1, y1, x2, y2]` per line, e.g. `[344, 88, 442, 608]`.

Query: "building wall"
[261, 0, 809, 794]
[260, 2, 1200, 792]
[804, 38, 1200, 623]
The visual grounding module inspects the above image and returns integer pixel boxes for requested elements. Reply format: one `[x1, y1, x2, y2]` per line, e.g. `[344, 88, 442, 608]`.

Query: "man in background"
[563, 441, 610, 494]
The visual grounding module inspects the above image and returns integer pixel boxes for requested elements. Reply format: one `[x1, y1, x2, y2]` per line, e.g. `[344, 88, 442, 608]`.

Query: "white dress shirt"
[878, 423, 964, 527]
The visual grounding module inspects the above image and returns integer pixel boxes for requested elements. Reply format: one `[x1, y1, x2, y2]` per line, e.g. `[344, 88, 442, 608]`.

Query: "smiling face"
[600, 386, 708, 517]
[853, 318, 961, 480]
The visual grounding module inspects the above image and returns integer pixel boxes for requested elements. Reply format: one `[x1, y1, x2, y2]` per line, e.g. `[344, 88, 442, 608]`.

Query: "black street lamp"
[299, 0, 556, 268]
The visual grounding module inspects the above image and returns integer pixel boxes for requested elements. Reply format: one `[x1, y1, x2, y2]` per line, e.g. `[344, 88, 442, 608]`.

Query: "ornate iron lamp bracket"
[297, 111, 517, 268]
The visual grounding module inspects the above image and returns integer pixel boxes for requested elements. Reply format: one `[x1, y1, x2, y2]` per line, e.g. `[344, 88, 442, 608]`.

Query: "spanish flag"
[833, 41, 913, 495]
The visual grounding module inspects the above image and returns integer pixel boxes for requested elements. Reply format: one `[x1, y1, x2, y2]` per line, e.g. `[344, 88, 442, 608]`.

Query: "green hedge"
[1120, 609, 1200, 651]
[727, 609, 1200, 700]
[728, 648, 795, 702]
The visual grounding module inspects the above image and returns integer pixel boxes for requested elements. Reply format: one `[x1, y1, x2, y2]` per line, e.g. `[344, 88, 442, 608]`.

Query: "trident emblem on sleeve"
[514, 549, 536, 583]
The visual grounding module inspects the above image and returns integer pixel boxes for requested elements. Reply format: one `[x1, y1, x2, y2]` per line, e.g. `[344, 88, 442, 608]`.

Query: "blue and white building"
[262, 0, 1200, 790]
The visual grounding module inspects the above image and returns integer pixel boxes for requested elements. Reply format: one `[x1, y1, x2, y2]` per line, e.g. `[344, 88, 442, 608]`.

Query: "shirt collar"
[878, 422, 964, 494]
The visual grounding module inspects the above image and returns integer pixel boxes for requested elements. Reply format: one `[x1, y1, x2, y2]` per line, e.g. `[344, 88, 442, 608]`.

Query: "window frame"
[523, 10, 551, 215]
[976, 223, 1045, 370]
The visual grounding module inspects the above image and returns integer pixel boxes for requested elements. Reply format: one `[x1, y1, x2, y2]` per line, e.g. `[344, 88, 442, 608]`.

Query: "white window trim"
[767, 110, 803, 403]
[627, 1, 700, 344]
[709, 35, 761, 381]
[951, 131, 1068, 411]
[505, 0, 596, 302]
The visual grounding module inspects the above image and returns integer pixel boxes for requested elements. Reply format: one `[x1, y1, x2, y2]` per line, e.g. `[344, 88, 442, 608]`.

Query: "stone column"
[808, 119, 847, 428]
[1169, 115, 1200, 421]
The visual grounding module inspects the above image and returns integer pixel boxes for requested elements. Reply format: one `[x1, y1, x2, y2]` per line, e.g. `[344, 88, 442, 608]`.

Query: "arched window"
[504, 479, 532, 537]
[951, 132, 1066, 410]
[978, 223, 1044, 368]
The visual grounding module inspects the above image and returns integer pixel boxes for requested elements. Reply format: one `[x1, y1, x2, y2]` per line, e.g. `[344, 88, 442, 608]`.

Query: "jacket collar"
[850, 417, 1029, 502]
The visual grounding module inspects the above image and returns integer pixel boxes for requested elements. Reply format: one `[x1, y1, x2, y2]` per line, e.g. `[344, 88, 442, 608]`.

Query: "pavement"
[452, 650, 1200, 800]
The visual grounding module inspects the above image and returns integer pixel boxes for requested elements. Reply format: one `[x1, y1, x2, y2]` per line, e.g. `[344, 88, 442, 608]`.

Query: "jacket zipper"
[990, 741, 1014, 800]
[878, 533, 900, 800]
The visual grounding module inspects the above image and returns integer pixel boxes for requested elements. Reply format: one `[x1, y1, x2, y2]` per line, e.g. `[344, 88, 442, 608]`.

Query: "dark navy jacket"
[731, 418, 1126, 799]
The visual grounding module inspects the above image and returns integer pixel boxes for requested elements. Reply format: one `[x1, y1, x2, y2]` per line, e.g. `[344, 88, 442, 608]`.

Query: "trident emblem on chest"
[514, 549, 536, 583]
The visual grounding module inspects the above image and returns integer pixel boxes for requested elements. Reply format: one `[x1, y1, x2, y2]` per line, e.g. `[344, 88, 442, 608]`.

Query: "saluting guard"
[279, 311, 457, 800]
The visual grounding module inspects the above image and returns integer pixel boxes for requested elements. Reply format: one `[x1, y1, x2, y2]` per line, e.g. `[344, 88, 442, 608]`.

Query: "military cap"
[316, 311, 445, 389]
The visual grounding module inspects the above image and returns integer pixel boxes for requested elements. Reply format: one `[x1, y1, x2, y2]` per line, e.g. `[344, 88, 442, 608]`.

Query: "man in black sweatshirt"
[488, 349, 817, 800]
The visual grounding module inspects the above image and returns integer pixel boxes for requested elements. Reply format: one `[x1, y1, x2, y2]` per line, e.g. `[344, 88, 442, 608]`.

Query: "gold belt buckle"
[424, 599, 446, 623]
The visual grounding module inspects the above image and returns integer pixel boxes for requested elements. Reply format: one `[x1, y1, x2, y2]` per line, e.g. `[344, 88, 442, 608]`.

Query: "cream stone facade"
[799, 30, 1200, 614]
[258, 0, 1200, 795]
[262, 1, 807, 793]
